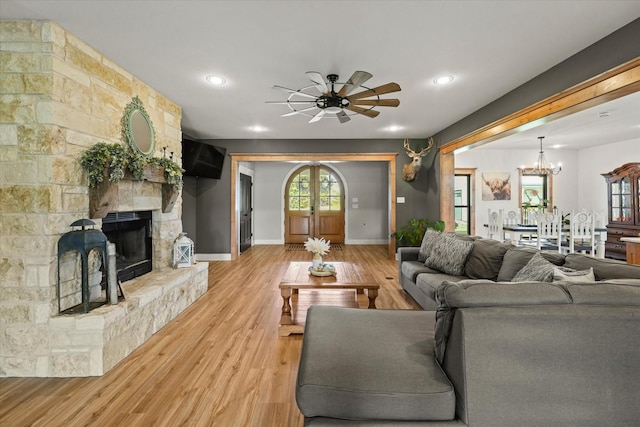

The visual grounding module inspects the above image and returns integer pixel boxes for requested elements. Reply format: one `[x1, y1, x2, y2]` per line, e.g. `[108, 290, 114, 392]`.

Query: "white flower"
[304, 237, 330, 255]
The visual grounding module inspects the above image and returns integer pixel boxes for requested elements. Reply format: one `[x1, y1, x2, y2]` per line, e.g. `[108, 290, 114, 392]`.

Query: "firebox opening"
[102, 211, 152, 282]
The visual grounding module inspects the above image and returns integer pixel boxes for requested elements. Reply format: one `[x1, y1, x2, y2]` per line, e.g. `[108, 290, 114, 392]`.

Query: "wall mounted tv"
[182, 139, 226, 179]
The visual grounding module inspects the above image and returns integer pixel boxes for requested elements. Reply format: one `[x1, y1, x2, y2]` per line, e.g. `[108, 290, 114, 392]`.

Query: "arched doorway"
[284, 165, 345, 244]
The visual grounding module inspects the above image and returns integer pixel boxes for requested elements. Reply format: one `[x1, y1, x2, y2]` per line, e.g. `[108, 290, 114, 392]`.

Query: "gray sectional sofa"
[296, 233, 640, 426]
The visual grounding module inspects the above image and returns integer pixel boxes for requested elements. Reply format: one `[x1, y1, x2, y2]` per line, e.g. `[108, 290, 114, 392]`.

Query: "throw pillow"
[418, 229, 442, 262]
[511, 253, 555, 282]
[465, 239, 514, 281]
[425, 233, 475, 276]
[553, 267, 596, 283]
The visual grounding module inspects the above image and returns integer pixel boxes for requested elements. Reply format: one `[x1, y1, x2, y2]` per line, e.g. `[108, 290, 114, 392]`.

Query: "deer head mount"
[402, 137, 433, 182]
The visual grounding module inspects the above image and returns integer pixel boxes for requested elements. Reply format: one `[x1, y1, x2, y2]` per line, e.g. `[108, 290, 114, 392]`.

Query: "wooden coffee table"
[278, 261, 379, 336]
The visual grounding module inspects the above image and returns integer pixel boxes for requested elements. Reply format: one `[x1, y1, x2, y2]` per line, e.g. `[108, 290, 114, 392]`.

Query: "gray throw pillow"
[425, 233, 475, 276]
[465, 239, 514, 281]
[418, 229, 442, 262]
[511, 252, 555, 282]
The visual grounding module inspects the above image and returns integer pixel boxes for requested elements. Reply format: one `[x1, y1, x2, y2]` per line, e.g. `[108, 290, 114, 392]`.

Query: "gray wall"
[184, 138, 437, 254]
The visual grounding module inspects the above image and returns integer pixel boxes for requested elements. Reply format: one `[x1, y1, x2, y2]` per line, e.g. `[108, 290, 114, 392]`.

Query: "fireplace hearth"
[102, 211, 152, 282]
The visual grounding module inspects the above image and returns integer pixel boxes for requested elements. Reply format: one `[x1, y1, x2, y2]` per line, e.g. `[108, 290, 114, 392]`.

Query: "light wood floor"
[0, 245, 420, 427]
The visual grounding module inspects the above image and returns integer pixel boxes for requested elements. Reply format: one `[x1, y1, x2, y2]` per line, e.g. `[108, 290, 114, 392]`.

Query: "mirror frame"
[122, 96, 156, 156]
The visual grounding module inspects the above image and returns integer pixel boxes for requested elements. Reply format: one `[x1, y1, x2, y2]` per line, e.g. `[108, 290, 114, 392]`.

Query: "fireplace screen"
[102, 211, 152, 282]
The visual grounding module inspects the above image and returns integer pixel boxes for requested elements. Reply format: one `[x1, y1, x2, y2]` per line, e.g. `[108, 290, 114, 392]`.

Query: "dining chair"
[532, 211, 562, 253]
[563, 210, 596, 255]
[502, 210, 521, 243]
[487, 209, 504, 241]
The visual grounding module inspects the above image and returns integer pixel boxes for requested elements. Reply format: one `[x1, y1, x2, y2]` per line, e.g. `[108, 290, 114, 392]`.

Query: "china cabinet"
[602, 163, 640, 260]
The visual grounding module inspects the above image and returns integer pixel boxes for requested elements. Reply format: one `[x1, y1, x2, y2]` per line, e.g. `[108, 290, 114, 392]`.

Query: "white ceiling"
[2, 0, 640, 148]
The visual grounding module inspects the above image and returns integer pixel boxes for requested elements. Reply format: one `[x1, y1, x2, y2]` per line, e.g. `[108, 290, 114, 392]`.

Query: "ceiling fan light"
[325, 106, 342, 114]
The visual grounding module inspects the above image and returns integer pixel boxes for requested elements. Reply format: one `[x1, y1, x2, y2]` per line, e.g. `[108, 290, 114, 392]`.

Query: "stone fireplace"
[0, 21, 208, 377]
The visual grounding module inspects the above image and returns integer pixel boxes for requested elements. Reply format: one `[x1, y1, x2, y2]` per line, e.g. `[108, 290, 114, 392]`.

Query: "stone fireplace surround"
[0, 21, 208, 377]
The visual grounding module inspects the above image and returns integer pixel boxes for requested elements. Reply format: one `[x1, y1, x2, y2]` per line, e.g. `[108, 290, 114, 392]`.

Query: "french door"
[284, 165, 344, 244]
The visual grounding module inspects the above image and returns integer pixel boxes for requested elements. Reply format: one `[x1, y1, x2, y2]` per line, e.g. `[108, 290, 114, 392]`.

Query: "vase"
[312, 253, 323, 270]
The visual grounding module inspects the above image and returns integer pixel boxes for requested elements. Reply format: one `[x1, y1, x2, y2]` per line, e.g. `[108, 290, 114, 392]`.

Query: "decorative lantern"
[172, 232, 194, 268]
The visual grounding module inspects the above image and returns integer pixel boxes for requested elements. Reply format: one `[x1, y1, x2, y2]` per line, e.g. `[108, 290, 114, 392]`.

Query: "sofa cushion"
[418, 228, 442, 262]
[435, 280, 572, 363]
[401, 260, 439, 282]
[296, 306, 455, 421]
[465, 239, 514, 280]
[553, 266, 595, 282]
[565, 281, 640, 305]
[563, 253, 640, 280]
[512, 253, 555, 282]
[425, 233, 474, 276]
[416, 271, 467, 301]
[497, 247, 566, 282]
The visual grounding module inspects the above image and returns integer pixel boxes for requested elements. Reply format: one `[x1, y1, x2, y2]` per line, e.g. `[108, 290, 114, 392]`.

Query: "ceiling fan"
[267, 71, 401, 123]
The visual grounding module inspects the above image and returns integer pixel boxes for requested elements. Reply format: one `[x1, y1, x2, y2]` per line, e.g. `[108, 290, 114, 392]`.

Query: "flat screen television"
[182, 139, 226, 179]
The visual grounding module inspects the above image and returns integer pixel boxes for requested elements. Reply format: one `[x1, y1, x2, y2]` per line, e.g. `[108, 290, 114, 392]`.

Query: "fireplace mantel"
[90, 165, 179, 219]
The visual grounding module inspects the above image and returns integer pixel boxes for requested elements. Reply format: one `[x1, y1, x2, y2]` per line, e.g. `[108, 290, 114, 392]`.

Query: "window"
[519, 171, 552, 210]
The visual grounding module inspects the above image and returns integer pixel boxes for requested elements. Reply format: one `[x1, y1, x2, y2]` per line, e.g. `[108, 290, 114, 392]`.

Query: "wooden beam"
[440, 57, 640, 155]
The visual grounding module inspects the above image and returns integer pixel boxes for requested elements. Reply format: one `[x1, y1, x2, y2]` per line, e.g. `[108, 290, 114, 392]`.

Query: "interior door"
[285, 165, 344, 244]
[239, 173, 252, 253]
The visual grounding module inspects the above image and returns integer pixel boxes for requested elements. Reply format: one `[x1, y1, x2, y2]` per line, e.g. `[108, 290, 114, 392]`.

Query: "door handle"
[310, 206, 315, 215]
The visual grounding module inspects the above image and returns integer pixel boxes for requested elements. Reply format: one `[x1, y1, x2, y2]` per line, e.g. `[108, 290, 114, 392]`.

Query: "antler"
[404, 137, 434, 157]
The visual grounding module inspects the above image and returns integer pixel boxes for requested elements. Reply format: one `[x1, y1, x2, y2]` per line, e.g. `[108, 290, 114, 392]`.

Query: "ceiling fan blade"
[345, 105, 380, 118]
[305, 71, 329, 94]
[350, 98, 400, 107]
[272, 85, 319, 100]
[347, 82, 401, 100]
[281, 106, 318, 117]
[309, 110, 325, 123]
[336, 110, 351, 123]
[266, 100, 317, 104]
[337, 71, 373, 97]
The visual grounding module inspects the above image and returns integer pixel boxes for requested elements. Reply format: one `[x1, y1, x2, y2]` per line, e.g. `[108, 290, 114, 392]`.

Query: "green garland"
[80, 142, 183, 189]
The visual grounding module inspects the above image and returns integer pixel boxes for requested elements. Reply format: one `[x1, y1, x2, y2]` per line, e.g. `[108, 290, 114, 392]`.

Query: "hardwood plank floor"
[0, 245, 420, 426]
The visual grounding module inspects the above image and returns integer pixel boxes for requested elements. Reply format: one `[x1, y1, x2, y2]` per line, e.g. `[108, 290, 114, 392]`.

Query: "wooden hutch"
[602, 162, 640, 260]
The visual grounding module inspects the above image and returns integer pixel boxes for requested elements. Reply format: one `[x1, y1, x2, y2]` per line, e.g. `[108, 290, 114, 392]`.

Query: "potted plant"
[79, 142, 183, 189]
[392, 218, 445, 247]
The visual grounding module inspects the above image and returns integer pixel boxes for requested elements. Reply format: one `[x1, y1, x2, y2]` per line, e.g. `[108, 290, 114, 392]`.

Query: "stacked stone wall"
[0, 20, 200, 377]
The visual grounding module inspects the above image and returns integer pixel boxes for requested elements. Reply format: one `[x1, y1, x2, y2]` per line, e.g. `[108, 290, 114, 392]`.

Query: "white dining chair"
[533, 211, 562, 253]
[487, 209, 504, 241]
[563, 210, 596, 255]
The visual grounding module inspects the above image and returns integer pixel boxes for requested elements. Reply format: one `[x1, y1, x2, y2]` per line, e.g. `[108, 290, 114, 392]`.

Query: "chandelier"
[521, 136, 562, 175]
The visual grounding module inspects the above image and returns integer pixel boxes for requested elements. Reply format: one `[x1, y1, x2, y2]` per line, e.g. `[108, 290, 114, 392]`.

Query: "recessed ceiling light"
[205, 74, 227, 85]
[433, 75, 454, 85]
[386, 125, 402, 132]
[249, 125, 266, 132]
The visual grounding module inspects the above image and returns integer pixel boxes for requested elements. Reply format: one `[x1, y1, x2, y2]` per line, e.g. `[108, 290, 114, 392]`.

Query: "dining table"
[501, 224, 607, 258]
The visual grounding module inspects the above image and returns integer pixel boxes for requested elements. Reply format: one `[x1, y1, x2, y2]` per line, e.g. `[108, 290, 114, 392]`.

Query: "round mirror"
[122, 96, 155, 156]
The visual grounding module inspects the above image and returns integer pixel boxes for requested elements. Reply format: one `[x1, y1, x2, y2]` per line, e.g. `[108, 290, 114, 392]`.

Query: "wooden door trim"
[440, 57, 640, 232]
[230, 153, 397, 260]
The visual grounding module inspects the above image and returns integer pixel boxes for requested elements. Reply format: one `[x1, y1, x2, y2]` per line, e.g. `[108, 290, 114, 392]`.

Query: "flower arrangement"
[304, 237, 331, 255]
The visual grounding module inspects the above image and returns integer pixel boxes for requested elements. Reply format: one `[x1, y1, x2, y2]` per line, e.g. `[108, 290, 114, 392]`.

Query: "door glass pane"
[288, 168, 311, 211]
[318, 169, 341, 211]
